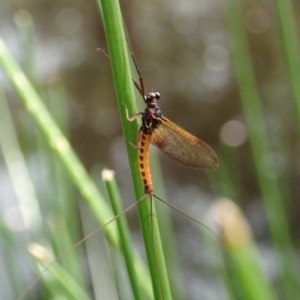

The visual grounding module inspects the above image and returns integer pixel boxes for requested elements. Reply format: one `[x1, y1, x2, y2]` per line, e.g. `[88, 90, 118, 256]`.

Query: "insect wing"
[151, 117, 218, 170]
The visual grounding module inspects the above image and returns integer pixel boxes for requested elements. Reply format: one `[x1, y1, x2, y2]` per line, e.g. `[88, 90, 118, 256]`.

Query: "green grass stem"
[0, 88, 43, 234]
[215, 200, 277, 300]
[221, 0, 298, 297]
[273, 0, 300, 138]
[28, 243, 91, 300]
[102, 168, 149, 300]
[98, 0, 172, 298]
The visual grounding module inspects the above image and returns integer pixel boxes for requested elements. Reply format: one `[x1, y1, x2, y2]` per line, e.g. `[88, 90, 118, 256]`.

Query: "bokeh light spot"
[220, 120, 247, 147]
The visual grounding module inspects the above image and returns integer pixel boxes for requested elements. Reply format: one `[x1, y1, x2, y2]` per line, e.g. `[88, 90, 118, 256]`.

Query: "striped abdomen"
[139, 132, 153, 194]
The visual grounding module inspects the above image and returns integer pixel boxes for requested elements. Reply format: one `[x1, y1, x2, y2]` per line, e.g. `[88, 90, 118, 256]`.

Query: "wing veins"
[151, 117, 218, 170]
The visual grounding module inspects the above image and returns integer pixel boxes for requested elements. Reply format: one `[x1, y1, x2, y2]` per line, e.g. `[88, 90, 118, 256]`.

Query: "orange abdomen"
[139, 133, 153, 194]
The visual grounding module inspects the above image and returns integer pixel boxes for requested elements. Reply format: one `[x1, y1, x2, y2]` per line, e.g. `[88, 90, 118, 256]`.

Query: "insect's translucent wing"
[151, 116, 219, 170]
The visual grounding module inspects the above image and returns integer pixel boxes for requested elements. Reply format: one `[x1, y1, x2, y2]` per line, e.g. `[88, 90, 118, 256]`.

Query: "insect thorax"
[140, 106, 162, 134]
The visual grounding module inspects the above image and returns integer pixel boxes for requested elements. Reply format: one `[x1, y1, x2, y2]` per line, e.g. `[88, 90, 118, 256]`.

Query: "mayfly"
[125, 46, 219, 195]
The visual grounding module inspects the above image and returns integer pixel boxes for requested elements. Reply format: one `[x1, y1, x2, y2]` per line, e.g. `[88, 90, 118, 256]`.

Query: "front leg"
[122, 102, 142, 122]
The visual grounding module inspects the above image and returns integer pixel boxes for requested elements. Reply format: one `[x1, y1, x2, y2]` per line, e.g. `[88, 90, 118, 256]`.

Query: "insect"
[125, 48, 219, 195]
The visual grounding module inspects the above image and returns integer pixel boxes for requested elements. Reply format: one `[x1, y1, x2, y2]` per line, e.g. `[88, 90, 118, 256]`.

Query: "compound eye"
[148, 92, 156, 98]
[155, 92, 160, 99]
[144, 95, 152, 102]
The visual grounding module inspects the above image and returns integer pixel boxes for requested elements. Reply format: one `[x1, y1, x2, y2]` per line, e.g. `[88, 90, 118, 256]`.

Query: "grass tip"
[101, 168, 115, 181]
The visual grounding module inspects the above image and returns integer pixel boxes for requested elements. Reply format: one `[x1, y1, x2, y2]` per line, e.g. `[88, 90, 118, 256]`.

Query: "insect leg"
[122, 102, 142, 122]
[127, 130, 142, 150]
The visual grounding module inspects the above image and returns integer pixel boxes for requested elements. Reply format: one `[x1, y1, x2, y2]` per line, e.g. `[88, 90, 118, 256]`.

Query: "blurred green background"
[0, 0, 299, 299]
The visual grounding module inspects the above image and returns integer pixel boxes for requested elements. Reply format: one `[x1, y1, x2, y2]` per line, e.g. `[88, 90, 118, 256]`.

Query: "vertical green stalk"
[0, 89, 42, 234]
[215, 200, 277, 300]
[150, 150, 186, 300]
[221, 0, 297, 298]
[273, 0, 300, 138]
[98, 0, 172, 298]
[102, 169, 144, 300]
